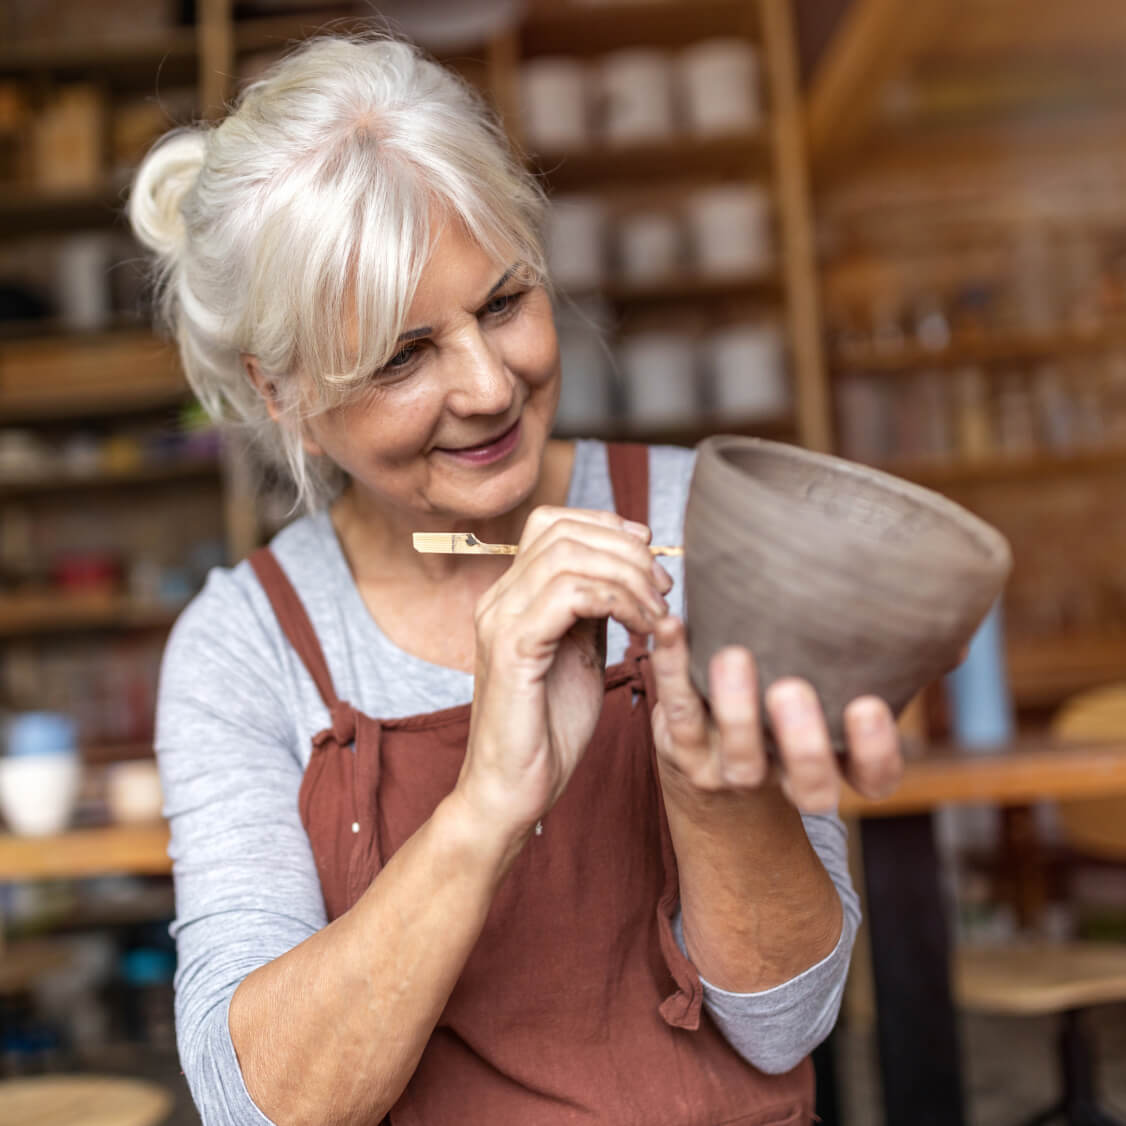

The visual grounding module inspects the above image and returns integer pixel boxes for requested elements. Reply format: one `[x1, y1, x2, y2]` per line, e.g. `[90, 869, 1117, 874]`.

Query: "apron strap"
[249, 546, 343, 713]
[606, 443, 653, 663]
[606, 442, 650, 528]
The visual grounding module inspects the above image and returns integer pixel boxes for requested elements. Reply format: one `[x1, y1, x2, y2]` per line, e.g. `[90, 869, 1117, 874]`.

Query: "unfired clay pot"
[683, 436, 1013, 749]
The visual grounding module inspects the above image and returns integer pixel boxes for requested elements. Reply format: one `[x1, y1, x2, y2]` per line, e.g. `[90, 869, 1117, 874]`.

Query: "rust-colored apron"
[249, 444, 814, 1125]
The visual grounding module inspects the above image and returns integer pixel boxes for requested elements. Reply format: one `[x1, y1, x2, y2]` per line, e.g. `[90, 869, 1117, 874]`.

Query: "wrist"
[437, 788, 532, 882]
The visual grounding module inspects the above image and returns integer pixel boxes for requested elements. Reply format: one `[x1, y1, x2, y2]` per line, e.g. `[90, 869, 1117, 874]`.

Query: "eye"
[482, 290, 525, 319]
[384, 343, 418, 369]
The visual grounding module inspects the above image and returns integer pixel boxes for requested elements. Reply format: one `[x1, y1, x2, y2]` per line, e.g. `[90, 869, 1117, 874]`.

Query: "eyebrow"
[393, 264, 520, 345]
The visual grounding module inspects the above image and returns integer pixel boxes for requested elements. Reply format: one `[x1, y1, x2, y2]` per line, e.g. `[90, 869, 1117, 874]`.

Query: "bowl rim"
[696, 434, 1013, 571]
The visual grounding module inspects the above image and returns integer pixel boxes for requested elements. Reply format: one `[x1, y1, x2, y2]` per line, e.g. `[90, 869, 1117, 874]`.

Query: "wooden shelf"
[0, 330, 188, 422]
[564, 272, 779, 307]
[1008, 635, 1126, 708]
[0, 824, 170, 881]
[234, 10, 370, 55]
[521, 1, 758, 57]
[878, 447, 1126, 488]
[832, 325, 1126, 374]
[82, 742, 155, 766]
[0, 28, 198, 80]
[0, 592, 184, 639]
[0, 179, 131, 238]
[532, 131, 769, 192]
[0, 457, 221, 499]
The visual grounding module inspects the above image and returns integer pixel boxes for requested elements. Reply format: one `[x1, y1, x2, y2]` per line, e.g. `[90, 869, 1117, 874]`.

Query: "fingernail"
[774, 683, 815, 724]
[853, 702, 888, 736]
[623, 520, 650, 540]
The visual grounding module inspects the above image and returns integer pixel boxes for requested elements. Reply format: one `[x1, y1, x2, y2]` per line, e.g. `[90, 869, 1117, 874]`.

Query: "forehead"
[404, 220, 513, 326]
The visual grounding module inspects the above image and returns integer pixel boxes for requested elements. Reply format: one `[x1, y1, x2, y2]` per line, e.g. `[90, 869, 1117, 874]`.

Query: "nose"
[445, 322, 515, 418]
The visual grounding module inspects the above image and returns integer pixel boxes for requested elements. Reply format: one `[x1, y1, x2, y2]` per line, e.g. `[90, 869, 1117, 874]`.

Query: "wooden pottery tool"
[413, 532, 684, 557]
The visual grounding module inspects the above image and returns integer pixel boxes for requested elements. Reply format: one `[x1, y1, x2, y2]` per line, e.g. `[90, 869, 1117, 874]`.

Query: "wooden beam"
[759, 0, 833, 452]
[806, 0, 947, 174]
[198, 0, 235, 119]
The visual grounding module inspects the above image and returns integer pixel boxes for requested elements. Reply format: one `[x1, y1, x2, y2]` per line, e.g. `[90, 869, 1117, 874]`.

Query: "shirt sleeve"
[674, 811, 861, 1074]
[156, 565, 325, 1126]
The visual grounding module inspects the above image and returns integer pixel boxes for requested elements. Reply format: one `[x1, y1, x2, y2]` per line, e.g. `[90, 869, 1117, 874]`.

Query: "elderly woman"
[131, 34, 902, 1126]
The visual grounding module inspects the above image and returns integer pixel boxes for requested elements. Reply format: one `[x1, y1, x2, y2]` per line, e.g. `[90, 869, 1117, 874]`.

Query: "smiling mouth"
[440, 417, 520, 453]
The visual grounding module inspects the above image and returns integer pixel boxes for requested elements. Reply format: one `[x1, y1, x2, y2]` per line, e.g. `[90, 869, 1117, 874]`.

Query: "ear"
[243, 355, 282, 423]
[243, 354, 326, 458]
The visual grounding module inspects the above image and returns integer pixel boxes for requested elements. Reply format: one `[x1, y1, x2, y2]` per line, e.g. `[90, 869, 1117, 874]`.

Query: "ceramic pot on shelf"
[683, 436, 1013, 750]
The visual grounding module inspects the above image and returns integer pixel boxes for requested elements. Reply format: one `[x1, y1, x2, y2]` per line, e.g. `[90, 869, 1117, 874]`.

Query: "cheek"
[307, 389, 437, 470]
[510, 312, 561, 389]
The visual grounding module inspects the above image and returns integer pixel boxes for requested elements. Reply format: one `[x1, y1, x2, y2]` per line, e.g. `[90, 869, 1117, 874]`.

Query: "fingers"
[842, 696, 902, 799]
[707, 646, 769, 787]
[651, 617, 710, 772]
[651, 621, 768, 791]
[478, 509, 672, 642]
[765, 679, 840, 814]
[520, 538, 666, 620]
[506, 568, 662, 663]
[518, 506, 650, 555]
[517, 512, 667, 587]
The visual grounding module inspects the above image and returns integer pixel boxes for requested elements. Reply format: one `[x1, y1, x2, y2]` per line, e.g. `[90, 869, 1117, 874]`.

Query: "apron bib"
[250, 444, 813, 1125]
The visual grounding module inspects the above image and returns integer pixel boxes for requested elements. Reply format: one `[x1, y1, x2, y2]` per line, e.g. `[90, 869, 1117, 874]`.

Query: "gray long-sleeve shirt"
[155, 439, 861, 1125]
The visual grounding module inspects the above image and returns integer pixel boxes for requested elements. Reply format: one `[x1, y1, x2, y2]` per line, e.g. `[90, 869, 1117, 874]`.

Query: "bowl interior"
[717, 440, 1003, 566]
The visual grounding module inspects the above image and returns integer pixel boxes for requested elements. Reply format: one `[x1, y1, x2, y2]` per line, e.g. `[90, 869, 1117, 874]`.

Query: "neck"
[331, 440, 575, 587]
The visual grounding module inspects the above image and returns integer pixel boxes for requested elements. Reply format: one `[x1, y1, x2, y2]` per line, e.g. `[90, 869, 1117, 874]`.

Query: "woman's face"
[304, 220, 561, 528]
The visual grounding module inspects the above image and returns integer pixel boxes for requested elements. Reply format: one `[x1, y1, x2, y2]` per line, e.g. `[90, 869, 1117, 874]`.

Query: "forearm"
[229, 791, 524, 1126]
[660, 765, 843, 993]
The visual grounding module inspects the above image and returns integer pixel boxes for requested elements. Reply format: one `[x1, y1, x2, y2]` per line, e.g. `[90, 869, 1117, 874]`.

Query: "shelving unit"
[808, 0, 1126, 718]
[0, 5, 254, 839]
[510, 0, 830, 451]
[0, 3, 832, 935]
[191, 0, 831, 454]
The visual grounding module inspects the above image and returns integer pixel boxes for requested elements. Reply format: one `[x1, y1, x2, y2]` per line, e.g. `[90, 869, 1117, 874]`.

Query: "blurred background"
[2, 0, 1126, 1123]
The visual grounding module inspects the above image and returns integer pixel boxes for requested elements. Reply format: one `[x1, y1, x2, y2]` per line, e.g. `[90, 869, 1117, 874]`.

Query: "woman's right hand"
[456, 507, 672, 843]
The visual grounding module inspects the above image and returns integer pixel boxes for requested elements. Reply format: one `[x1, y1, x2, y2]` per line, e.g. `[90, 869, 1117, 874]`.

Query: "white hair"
[129, 34, 549, 508]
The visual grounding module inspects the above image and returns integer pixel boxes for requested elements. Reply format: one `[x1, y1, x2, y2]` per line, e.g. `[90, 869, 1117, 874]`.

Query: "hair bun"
[128, 130, 207, 260]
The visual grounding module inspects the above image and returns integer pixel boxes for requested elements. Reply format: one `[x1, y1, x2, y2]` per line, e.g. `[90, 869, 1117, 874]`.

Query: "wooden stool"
[0, 1075, 173, 1126]
[957, 941, 1126, 1125]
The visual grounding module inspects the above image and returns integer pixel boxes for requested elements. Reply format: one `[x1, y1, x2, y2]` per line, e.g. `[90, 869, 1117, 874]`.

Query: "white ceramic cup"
[105, 760, 164, 825]
[617, 331, 699, 424]
[617, 210, 682, 281]
[678, 38, 763, 135]
[545, 195, 606, 290]
[685, 184, 773, 277]
[0, 754, 82, 837]
[598, 49, 676, 143]
[520, 57, 590, 151]
[705, 321, 790, 418]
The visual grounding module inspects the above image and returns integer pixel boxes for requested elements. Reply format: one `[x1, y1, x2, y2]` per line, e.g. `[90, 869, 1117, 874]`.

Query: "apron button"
[351, 821, 360, 833]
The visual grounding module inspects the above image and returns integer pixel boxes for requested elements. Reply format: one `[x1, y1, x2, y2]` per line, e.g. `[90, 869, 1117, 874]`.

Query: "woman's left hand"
[650, 616, 903, 812]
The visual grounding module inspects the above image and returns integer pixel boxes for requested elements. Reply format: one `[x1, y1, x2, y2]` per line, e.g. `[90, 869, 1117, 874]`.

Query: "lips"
[436, 416, 523, 465]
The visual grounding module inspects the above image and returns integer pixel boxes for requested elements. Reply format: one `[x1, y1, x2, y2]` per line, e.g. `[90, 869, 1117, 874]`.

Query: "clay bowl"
[683, 436, 1013, 749]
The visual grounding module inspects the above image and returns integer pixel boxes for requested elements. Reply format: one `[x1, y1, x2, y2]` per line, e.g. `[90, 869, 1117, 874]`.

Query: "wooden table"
[834, 738, 1126, 1126]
